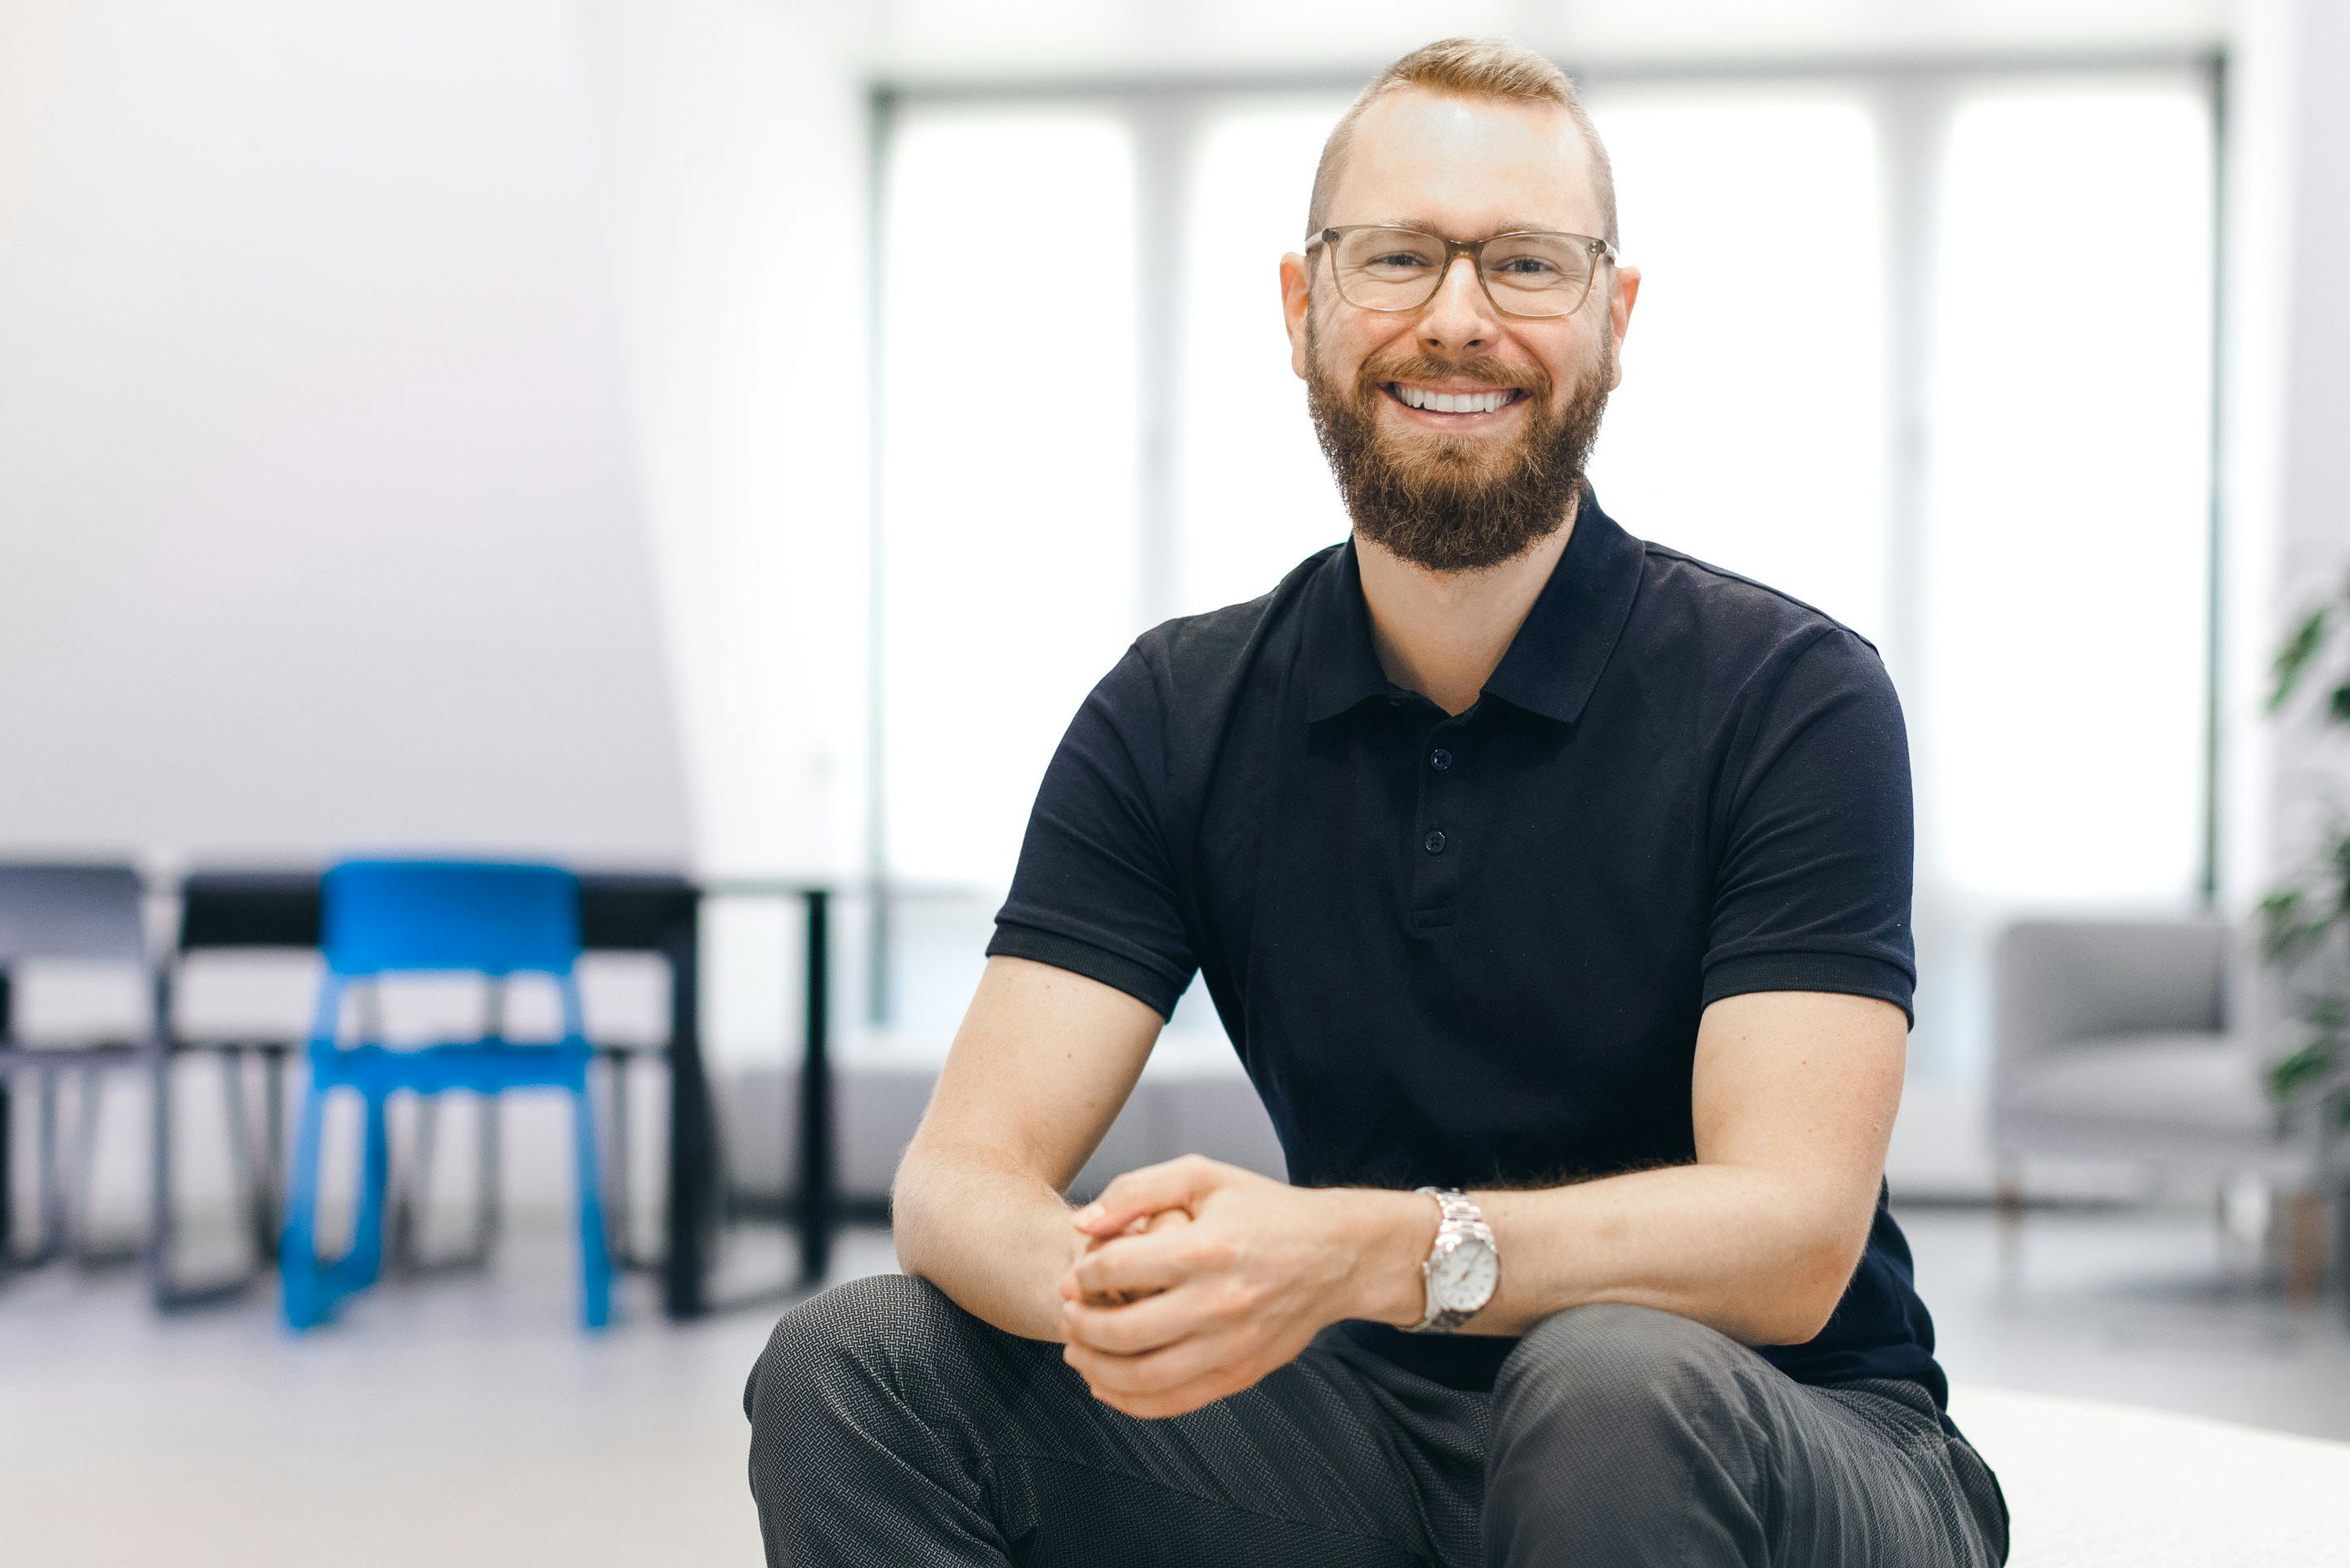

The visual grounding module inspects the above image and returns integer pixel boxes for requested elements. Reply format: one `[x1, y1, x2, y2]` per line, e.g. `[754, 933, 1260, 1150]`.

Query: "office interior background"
[3, 0, 2348, 1563]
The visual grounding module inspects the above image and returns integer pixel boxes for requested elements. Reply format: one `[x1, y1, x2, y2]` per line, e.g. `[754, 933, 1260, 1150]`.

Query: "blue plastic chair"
[280, 860, 612, 1330]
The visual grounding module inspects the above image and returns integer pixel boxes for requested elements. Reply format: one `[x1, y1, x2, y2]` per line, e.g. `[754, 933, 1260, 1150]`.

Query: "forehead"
[1327, 89, 1600, 238]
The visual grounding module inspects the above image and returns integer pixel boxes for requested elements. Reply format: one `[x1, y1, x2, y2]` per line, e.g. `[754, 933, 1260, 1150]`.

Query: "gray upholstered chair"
[0, 862, 269, 1304]
[0, 863, 154, 1267]
[1991, 915, 2337, 1291]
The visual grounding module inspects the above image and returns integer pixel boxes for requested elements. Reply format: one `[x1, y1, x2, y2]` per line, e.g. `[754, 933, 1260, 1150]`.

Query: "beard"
[1304, 317, 1614, 574]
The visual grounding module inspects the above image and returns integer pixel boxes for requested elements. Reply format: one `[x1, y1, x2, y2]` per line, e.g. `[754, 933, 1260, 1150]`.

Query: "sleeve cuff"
[984, 922, 1188, 1022]
[1702, 951, 1915, 1027]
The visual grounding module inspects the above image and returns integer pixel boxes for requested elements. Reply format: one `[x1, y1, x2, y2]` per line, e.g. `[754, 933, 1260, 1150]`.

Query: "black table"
[168, 869, 834, 1318]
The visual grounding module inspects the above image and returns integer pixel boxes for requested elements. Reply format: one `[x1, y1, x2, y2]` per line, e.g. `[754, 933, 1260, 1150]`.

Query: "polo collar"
[1299, 487, 1645, 727]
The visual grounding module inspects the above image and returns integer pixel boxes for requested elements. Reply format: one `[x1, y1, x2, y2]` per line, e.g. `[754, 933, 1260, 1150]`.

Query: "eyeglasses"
[1304, 225, 1617, 319]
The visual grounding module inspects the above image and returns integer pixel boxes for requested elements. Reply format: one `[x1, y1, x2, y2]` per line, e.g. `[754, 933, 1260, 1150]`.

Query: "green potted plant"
[2259, 584, 2350, 1127]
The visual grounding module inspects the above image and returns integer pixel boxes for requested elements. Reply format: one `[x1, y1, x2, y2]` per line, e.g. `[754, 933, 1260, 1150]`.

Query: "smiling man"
[747, 38, 2007, 1567]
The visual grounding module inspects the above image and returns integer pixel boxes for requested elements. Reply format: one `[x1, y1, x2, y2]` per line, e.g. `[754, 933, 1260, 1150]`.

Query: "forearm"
[1342, 1164, 1867, 1346]
[892, 1140, 1079, 1343]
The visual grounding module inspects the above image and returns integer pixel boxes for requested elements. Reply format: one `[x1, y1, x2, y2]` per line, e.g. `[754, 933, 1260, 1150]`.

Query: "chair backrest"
[1992, 915, 2230, 1074]
[321, 860, 581, 978]
[0, 862, 147, 965]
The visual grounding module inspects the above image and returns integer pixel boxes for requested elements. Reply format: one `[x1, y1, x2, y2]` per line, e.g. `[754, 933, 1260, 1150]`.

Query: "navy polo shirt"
[988, 488, 1943, 1404]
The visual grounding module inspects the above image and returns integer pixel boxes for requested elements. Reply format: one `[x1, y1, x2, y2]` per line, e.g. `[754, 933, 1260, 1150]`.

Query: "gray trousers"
[745, 1273, 2008, 1566]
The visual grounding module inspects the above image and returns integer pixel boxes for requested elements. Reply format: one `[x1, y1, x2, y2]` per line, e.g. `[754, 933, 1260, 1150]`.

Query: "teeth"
[1397, 385, 1510, 414]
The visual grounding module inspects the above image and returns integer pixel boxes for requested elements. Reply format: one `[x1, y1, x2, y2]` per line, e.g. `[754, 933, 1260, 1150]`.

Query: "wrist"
[1332, 1187, 1442, 1327]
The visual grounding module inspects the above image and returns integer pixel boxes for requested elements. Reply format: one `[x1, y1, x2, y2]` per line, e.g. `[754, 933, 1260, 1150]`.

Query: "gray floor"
[1905, 1202, 2350, 1442]
[0, 1204, 2343, 1566]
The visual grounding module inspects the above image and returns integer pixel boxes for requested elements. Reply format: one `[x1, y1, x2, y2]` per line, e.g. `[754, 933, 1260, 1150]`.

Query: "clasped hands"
[1056, 1154, 1418, 1419]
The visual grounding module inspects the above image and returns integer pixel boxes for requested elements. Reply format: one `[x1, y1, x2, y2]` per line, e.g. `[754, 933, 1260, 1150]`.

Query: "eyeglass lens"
[1331, 229, 1597, 317]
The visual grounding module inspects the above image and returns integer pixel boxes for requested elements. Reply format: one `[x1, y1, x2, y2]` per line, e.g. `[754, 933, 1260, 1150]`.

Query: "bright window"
[1920, 82, 2214, 906]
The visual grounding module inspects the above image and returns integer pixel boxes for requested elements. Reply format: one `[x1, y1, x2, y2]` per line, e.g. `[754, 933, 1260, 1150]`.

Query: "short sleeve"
[986, 645, 1199, 1020]
[1701, 631, 1916, 1022]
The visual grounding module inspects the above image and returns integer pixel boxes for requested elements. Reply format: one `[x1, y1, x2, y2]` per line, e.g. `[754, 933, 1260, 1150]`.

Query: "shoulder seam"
[1639, 541, 1880, 655]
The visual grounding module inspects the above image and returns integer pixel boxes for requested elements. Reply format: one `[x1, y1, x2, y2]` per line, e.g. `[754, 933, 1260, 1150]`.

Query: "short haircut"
[1305, 37, 1617, 250]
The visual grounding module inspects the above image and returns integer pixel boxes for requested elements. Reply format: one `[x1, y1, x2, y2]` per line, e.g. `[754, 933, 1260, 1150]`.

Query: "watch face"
[1431, 1237, 1499, 1312]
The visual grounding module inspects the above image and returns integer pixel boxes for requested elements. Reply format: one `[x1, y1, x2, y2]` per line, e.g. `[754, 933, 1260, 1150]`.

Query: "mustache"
[1356, 353, 1554, 401]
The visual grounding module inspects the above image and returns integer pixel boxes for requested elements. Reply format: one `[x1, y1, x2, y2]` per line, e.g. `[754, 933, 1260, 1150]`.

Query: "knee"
[743, 1272, 970, 1433]
[1492, 1303, 1755, 1458]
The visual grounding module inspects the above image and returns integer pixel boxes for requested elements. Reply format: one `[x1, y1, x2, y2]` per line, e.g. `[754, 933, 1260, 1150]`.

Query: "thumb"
[1072, 1154, 1226, 1237]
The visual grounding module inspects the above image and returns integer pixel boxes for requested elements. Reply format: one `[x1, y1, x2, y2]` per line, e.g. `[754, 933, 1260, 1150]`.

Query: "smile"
[1383, 382, 1527, 415]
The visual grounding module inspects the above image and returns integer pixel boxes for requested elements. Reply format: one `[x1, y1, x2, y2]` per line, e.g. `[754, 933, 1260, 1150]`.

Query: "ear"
[1281, 251, 1313, 381]
[1604, 264, 1640, 391]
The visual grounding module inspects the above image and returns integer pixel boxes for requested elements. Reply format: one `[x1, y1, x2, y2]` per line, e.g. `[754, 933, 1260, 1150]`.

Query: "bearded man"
[746, 37, 2008, 1568]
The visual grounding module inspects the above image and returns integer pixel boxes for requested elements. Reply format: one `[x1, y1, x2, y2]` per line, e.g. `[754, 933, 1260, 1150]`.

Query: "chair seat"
[2004, 1031, 2276, 1138]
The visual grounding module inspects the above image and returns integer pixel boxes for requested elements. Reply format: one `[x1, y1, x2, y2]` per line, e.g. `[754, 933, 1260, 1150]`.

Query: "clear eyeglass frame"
[1304, 225, 1619, 320]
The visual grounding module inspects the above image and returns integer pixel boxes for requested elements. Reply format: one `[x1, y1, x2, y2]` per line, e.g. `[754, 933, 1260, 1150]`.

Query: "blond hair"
[1306, 38, 1616, 248]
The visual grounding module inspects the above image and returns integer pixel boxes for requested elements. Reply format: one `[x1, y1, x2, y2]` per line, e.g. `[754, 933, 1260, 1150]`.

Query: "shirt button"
[1424, 829, 1447, 855]
[1429, 747, 1453, 772]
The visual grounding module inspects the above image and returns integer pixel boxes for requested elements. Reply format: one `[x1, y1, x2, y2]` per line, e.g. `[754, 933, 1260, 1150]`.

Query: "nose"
[1419, 253, 1498, 352]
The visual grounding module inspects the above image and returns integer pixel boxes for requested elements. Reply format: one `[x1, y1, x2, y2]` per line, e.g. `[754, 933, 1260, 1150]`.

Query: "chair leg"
[2285, 1187, 2326, 1308]
[260, 1046, 287, 1251]
[280, 1084, 329, 1330]
[606, 1049, 633, 1265]
[572, 1080, 612, 1330]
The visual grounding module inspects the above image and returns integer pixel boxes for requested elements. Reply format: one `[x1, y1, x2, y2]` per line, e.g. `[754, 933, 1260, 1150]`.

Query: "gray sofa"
[1991, 915, 2339, 1291]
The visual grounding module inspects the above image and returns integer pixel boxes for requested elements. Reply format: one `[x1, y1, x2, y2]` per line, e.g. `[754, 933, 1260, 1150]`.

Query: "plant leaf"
[2271, 607, 2330, 710]
[2268, 1040, 2338, 1104]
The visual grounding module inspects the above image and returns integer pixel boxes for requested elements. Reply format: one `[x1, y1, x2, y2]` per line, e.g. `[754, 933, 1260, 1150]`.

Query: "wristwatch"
[1408, 1187, 1499, 1333]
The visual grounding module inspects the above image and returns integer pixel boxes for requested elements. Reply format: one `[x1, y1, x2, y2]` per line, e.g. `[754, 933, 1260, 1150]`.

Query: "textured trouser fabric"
[744, 1274, 2009, 1567]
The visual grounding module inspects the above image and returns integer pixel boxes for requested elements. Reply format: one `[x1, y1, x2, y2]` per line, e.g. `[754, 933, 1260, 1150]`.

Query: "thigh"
[1483, 1303, 2004, 1568]
[748, 1275, 1483, 1568]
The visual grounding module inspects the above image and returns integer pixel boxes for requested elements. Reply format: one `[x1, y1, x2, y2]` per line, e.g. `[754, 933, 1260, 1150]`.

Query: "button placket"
[1410, 721, 1465, 924]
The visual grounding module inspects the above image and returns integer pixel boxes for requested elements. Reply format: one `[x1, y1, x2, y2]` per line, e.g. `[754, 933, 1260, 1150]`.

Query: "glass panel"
[1582, 90, 1888, 640]
[1175, 98, 1351, 617]
[880, 109, 1139, 886]
[1921, 82, 2213, 905]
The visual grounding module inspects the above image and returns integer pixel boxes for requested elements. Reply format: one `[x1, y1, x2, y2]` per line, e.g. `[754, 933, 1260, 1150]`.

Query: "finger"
[1074, 1208, 1197, 1303]
[1068, 1227, 1230, 1301]
[1073, 1154, 1226, 1236]
[1061, 1283, 1220, 1356]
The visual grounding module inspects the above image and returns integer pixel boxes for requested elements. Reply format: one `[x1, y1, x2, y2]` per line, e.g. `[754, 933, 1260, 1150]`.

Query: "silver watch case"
[1409, 1187, 1499, 1334]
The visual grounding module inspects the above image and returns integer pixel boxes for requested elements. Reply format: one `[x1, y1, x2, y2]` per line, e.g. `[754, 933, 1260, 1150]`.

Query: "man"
[747, 37, 2007, 1567]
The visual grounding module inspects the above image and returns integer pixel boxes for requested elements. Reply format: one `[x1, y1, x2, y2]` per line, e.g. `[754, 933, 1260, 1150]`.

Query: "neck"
[1356, 502, 1579, 717]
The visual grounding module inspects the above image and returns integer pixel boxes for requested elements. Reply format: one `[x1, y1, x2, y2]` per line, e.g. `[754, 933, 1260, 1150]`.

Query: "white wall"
[0, 0, 689, 866]
[573, 0, 872, 883]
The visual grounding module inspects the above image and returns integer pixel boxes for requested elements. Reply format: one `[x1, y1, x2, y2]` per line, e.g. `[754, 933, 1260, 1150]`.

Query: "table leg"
[798, 889, 833, 1288]
[662, 917, 711, 1319]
